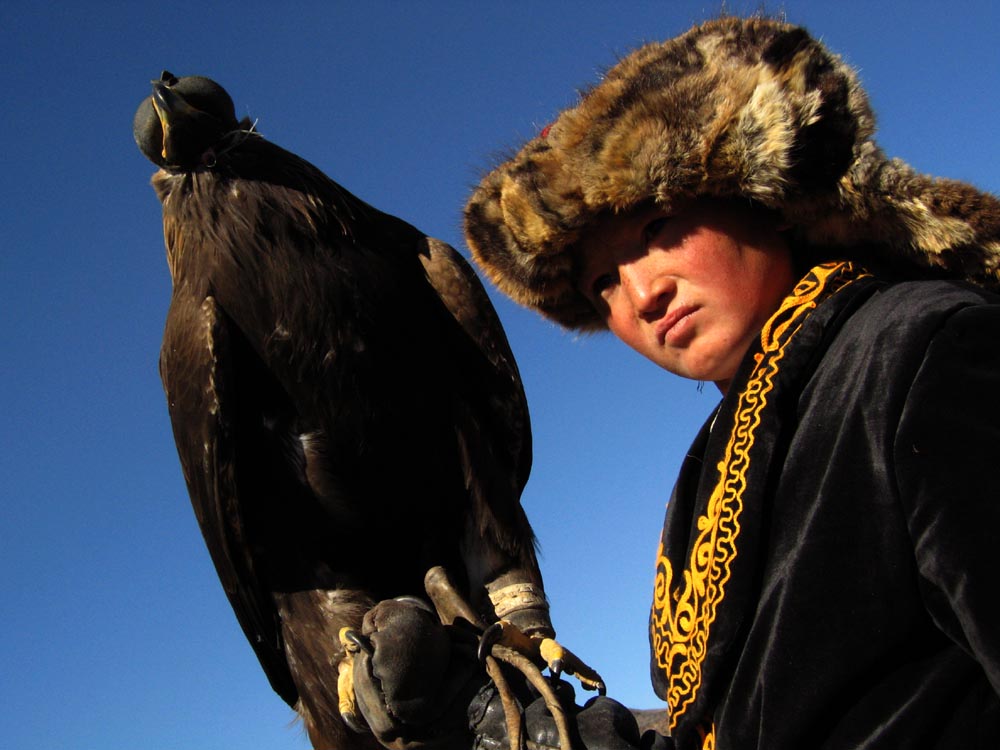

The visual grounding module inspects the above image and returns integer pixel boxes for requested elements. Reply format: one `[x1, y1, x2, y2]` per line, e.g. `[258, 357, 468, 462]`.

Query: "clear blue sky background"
[2, 2, 997, 748]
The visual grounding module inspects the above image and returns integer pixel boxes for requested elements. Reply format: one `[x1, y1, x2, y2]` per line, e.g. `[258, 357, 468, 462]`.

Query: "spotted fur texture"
[464, 16, 1000, 330]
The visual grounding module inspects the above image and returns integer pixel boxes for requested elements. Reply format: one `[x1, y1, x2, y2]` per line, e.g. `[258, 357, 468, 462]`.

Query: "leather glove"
[350, 597, 489, 750]
[351, 598, 670, 750]
[469, 680, 649, 750]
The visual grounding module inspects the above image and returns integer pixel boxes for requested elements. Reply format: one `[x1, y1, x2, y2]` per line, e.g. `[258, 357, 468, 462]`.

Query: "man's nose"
[620, 261, 672, 315]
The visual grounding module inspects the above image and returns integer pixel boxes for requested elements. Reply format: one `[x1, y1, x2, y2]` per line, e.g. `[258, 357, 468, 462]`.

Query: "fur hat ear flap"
[761, 26, 868, 192]
[807, 154, 1000, 283]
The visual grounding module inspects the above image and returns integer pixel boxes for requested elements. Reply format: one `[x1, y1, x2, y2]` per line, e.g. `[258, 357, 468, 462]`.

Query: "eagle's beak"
[151, 82, 195, 161]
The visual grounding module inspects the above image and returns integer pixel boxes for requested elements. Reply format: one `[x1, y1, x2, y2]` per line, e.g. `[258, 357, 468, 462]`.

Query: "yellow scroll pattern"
[650, 262, 864, 731]
[699, 724, 716, 750]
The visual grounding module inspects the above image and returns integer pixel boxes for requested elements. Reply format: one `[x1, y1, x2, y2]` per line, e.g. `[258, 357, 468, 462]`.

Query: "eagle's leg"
[482, 574, 606, 696]
[484, 653, 526, 750]
[337, 627, 371, 733]
[426, 567, 607, 750]
[424, 567, 525, 750]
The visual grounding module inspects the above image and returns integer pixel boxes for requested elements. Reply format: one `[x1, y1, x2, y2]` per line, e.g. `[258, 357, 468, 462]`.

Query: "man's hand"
[349, 597, 662, 750]
[349, 597, 488, 749]
[470, 681, 645, 750]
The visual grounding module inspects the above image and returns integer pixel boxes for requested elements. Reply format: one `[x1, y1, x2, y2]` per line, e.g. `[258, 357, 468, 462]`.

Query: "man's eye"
[591, 272, 617, 298]
[643, 217, 671, 244]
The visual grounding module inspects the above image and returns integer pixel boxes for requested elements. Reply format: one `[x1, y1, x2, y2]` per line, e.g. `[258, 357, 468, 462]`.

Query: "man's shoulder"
[807, 278, 1000, 402]
[849, 278, 1000, 342]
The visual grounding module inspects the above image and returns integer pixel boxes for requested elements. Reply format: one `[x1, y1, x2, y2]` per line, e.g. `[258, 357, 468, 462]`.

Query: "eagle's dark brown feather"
[137, 73, 543, 748]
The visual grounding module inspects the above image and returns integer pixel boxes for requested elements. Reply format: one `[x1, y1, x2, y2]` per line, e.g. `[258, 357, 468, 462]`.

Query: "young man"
[353, 16, 1000, 750]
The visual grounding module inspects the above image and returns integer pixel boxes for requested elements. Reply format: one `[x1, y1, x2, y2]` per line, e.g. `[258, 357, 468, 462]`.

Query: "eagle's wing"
[418, 237, 535, 563]
[159, 291, 298, 706]
[418, 238, 607, 700]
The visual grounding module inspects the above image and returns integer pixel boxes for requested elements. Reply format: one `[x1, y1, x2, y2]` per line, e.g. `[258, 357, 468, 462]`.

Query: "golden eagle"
[133, 72, 600, 748]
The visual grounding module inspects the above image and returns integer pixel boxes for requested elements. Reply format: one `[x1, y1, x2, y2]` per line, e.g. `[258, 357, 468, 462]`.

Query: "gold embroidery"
[699, 724, 716, 750]
[650, 263, 865, 730]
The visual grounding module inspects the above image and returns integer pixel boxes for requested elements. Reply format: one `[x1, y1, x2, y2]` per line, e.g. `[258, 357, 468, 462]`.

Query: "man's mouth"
[657, 305, 698, 344]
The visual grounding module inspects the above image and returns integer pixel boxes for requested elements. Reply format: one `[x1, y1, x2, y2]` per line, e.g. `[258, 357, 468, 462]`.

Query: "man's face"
[577, 199, 796, 393]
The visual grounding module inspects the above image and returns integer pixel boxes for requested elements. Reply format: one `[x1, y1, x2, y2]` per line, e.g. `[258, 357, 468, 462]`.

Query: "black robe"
[650, 262, 1000, 749]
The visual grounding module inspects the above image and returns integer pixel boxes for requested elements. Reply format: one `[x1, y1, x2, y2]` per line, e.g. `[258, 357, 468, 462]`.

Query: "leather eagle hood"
[464, 16, 1000, 330]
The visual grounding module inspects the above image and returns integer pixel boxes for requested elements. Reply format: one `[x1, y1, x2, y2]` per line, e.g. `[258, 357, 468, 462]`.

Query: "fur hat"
[464, 16, 1000, 330]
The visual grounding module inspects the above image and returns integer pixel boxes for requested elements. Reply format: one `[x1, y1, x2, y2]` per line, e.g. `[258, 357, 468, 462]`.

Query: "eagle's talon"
[537, 636, 605, 695]
[341, 628, 372, 656]
[549, 657, 564, 681]
[478, 621, 506, 662]
[337, 627, 372, 733]
[339, 704, 370, 735]
[392, 594, 435, 614]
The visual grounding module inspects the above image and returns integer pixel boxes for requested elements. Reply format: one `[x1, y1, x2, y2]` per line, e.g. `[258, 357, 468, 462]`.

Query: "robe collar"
[649, 261, 879, 741]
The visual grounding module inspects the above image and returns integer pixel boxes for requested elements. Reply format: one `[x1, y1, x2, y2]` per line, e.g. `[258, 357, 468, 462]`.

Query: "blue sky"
[2, 2, 998, 748]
